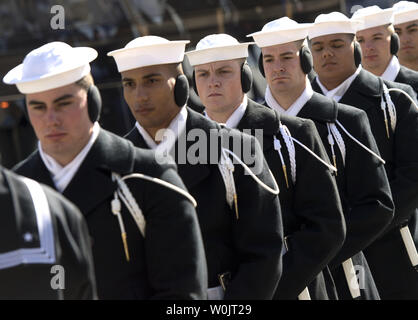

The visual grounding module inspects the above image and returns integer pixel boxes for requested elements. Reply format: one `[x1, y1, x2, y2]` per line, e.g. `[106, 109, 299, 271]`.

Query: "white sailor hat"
[247, 17, 311, 47]
[308, 11, 362, 40]
[393, 1, 418, 25]
[185, 34, 253, 67]
[351, 6, 395, 31]
[3, 42, 97, 94]
[107, 36, 190, 72]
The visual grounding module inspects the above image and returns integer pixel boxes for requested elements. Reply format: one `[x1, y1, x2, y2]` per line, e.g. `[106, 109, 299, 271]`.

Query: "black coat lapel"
[298, 93, 338, 123]
[125, 126, 148, 149]
[124, 110, 212, 190]
[339, 70, 381, 110]
[236, 99, 280, 153]
[14, 152, 55, 189]
[395, 66, 418, 93]
[176, 108, 212, 189]
[63, 130, 135, 215]
[311, 77, 324, 95]
[313, 70, 381, 112]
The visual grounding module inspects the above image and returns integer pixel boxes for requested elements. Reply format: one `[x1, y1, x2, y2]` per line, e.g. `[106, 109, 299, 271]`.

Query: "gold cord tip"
[122, 232, 130, 262]
[333, 155, 337, 176]
[233, 194, 239, 220]
[385, 119, 390, 139]
[282, 165, 289, 188]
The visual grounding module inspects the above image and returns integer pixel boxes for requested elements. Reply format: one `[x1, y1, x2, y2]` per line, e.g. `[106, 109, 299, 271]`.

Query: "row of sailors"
[1, 1, 418, 300]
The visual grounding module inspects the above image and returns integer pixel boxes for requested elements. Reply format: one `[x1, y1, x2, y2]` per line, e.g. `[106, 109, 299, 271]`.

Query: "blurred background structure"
[0, 0, 401, 168]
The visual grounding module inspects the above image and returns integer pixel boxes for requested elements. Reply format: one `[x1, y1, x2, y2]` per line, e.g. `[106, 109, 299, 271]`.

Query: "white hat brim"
[107, 40, 190, 72]
[247, 23, 312, 47]
[308, 20, 363, 39]
[394, 8, 418, 25]
[247, 23, 311, 38]
[353, 8, 394, 31]
[185, 42, 253, 66]
[3, 47, 97, 85]
[107, 40, 190, 57]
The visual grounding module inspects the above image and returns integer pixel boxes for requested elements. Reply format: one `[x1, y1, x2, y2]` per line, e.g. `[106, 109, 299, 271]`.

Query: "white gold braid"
[279, 124, 297, 185]
[327, 122, 346, 167]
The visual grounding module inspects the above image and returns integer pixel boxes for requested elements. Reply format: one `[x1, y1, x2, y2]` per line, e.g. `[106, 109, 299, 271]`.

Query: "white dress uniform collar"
[381, 55, 401, 82]
[205, 95, 248, 129]
[39, 122, 101, 193]
[316, 65, 362, 102]
[265, 77, 313, 116]
[136, 106, 188, 152]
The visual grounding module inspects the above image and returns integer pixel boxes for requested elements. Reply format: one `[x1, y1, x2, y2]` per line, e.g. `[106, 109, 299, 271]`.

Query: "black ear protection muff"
[258, 45, 313, 77]
[390, 32, 400, 55]
[354, 41, 363, 67]
[191, 71, 199, 95]
[22, 84, 103, 122]
[258, 54, 265, 77]
[299, 45, 314, 75]
[22, 102, 29, 120]
[87, 84, 102, 122]
[173, 74, 189, 107]
[192, 62, 253, 95]
[240, 62, 253, 93]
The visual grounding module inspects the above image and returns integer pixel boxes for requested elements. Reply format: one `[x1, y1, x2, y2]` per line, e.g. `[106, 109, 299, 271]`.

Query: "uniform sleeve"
[275, 120, 346, 299]
[44, 187, 98, 300]
[329, 110, 394, 268]
[386, 88, 418, 230]
[141, 161, 208, 300]
[224, 134, 284, 300]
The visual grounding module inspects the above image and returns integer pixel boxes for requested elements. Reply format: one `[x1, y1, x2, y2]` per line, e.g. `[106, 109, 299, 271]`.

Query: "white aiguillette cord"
[111, 172, 198, 262]
[335, 120, 385, 165]
[386, 88, 418, 110]
[218, 148, 280, 220]
[289, 137, 338, 173]
[380, 82, 397, 139]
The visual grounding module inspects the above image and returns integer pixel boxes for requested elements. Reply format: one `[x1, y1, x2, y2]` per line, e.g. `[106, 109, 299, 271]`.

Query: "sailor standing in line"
[185, 33, 347, 300]
[4, 41, 208, 300]
[353, 5, 418, 93]
[309, 12, 418, 299]
[108, 36, 285, 300]
[249, 17, 394, 300]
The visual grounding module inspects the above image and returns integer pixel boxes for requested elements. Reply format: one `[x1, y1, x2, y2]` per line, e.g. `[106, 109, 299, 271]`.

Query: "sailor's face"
[310, 33, 358, 85]
[121, 64, 180, 133]
[356, 25, 392, 74]
[395, 20, 418, 66]
[194, 59, 244, 114]
[26, 83, 93, 166]
[261, 41, 306, 94]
